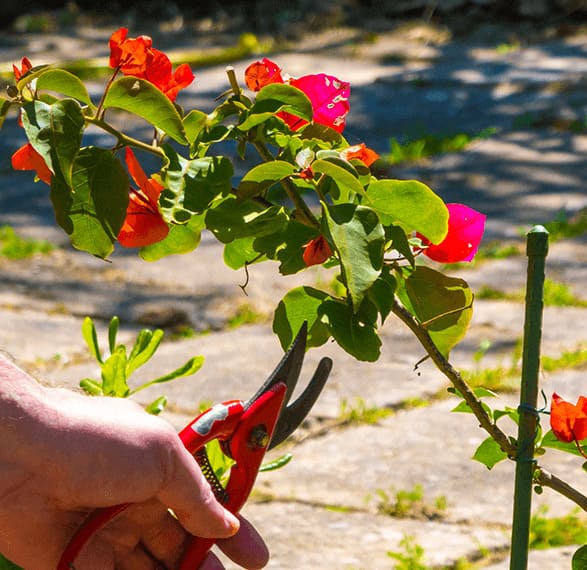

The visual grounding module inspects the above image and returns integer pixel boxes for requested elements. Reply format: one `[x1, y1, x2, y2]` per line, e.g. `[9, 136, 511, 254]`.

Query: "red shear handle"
[57, 401, 245, 570]
[178, 383, 287, 569]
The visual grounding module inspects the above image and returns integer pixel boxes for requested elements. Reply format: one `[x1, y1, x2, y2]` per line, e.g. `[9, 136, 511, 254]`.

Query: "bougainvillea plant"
[2, 27, 586, 568]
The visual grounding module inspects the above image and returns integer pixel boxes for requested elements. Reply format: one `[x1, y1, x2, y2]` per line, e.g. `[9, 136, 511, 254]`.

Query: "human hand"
[0, 355, 269, 569]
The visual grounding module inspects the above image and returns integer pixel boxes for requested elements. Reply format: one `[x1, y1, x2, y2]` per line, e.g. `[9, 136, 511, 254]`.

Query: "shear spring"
[193, 448, 229, 504]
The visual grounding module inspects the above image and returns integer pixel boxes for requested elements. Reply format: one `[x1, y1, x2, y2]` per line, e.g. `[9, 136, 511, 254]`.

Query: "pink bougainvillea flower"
[340, 143, 379, 166]
[419, 203, 486, 263]
[287, 74, 350, 133]
[117, 148, 169, 248]
[13, 56, 32, 81]
[303, 235, 333, 266]
[244, 58, 350, 133]
[244, 58, 284, 91]
[550, 392, 587, 445]
[11, 143, 52, 185]
[108, 28, 194, 101]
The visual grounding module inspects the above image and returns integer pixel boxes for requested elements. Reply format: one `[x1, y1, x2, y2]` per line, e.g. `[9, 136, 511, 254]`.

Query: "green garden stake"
[509, 225, 549, 570]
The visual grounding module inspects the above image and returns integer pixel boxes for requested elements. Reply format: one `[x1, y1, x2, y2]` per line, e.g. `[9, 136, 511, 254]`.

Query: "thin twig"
[390, 296, 515, 456]
[391, 296, 587, 513]
[535, 467, 587, 511]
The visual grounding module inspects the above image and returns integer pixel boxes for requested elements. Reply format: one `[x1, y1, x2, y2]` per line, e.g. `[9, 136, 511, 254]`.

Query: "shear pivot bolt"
[249, 425, 270, 449]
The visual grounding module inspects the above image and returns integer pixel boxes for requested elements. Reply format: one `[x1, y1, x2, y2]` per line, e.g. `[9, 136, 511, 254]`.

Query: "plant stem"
[86, 117, 165, 158]
[95, 68, 119, 120]
[535, 467, 587, 511]
[391, 291, 587, 516]
[252, 141, 319, 228]
[390, 296, 515, 456]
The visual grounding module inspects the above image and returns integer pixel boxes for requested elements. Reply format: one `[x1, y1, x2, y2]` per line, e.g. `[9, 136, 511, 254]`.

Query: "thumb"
[157, 442, 240, 539]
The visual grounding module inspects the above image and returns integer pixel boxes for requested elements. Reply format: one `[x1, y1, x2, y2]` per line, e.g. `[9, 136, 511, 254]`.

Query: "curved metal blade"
[245, 322, 308, 411]
[269, 355, 332, 449]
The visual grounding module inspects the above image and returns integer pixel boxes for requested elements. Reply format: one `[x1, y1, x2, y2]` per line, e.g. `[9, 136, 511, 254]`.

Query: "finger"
[125, 500, 188, 567]
[157, 443, 239, 539]
[216, 516, 269, 570]
[199, 550, 225, 570]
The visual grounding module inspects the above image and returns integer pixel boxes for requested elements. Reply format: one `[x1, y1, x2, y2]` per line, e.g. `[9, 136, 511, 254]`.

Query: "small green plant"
[544, 208, 587, 242]
[541, 345, 587, 372]
[476, 279, 586, 308]
[386, 128, 495, 165]
[339, 397, 393, 425]
[80, 316, 204, 414]
[529, 506, 587, 549]
[542, 279, 587, 307]
[0, 225, 55, 260]
[374, 484, 447, 520]
[496, 41, 521, 55]
[227, 303, 267, 329]
[388, 535, 428, 570]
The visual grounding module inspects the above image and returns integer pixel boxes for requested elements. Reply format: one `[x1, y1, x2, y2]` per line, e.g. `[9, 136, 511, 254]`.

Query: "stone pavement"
[1, 20, 587, 569]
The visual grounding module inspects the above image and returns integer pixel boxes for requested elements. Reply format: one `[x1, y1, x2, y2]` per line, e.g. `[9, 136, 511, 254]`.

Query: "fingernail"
[225, 510, 240, 535]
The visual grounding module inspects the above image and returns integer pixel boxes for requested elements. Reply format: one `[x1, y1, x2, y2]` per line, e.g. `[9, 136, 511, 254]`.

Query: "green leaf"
[260, 453, 293, 472]
[312, 159, 365, 202]
[21, 99, 84, 185]
[366, 267, 396, 324]
[396, 266, 473, 357]
[223, 236, 259, 270]
[239, 83, 313, 130]
[108, 316, 119, 354]
[365, 179, 449, 244]
[145, 395, 168, 415]
[36, 69, 93, 106]
[254, 220, 318, 275]
[0, 552, 24, 569]
[572, 545, 587, 570]
[322, 203, 384, 310]
[132, 356, 205, 394]
[206, 196, 287, 244]
[79, 378, 104, 396]
[183, 109, 208, 144]
[472, 436, 508, 469]
[0, 99, 15, 131]
[140, 216, 204, 261]
[273, 286, 331, 350]
[385, 224, 415, 267]
[81, 316, 102, 363]
[159, 147, 233, 223]
[103, 77, 187, 144]
[541, 430, 586, 458]
[237, 161, 296, 201]
[101, 347, 129, 397]
[320, 299, 381, 362]
[127, 329, 164, 376]
[50, 147, 129, 259]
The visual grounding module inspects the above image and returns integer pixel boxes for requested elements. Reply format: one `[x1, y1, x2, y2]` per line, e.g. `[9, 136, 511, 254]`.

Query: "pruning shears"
[57, 323, 332, 569]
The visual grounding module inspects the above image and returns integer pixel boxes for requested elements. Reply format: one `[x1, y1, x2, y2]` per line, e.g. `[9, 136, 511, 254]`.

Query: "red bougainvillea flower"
[143, 50, 194, 102]
[244, 58, 284, 91]
[11, 143, 52, 185]
[13, 56, 32, 81]
[303, 235, 333, 266]
[244, 58, 350, 133]
[340, 143, 379, 167]
[550, 392, 587, 445]
[109, 28, 194, 101]
[109, 28, 152, 76]
[419, 203, 486, 263]
[118, 148, 169, 248]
